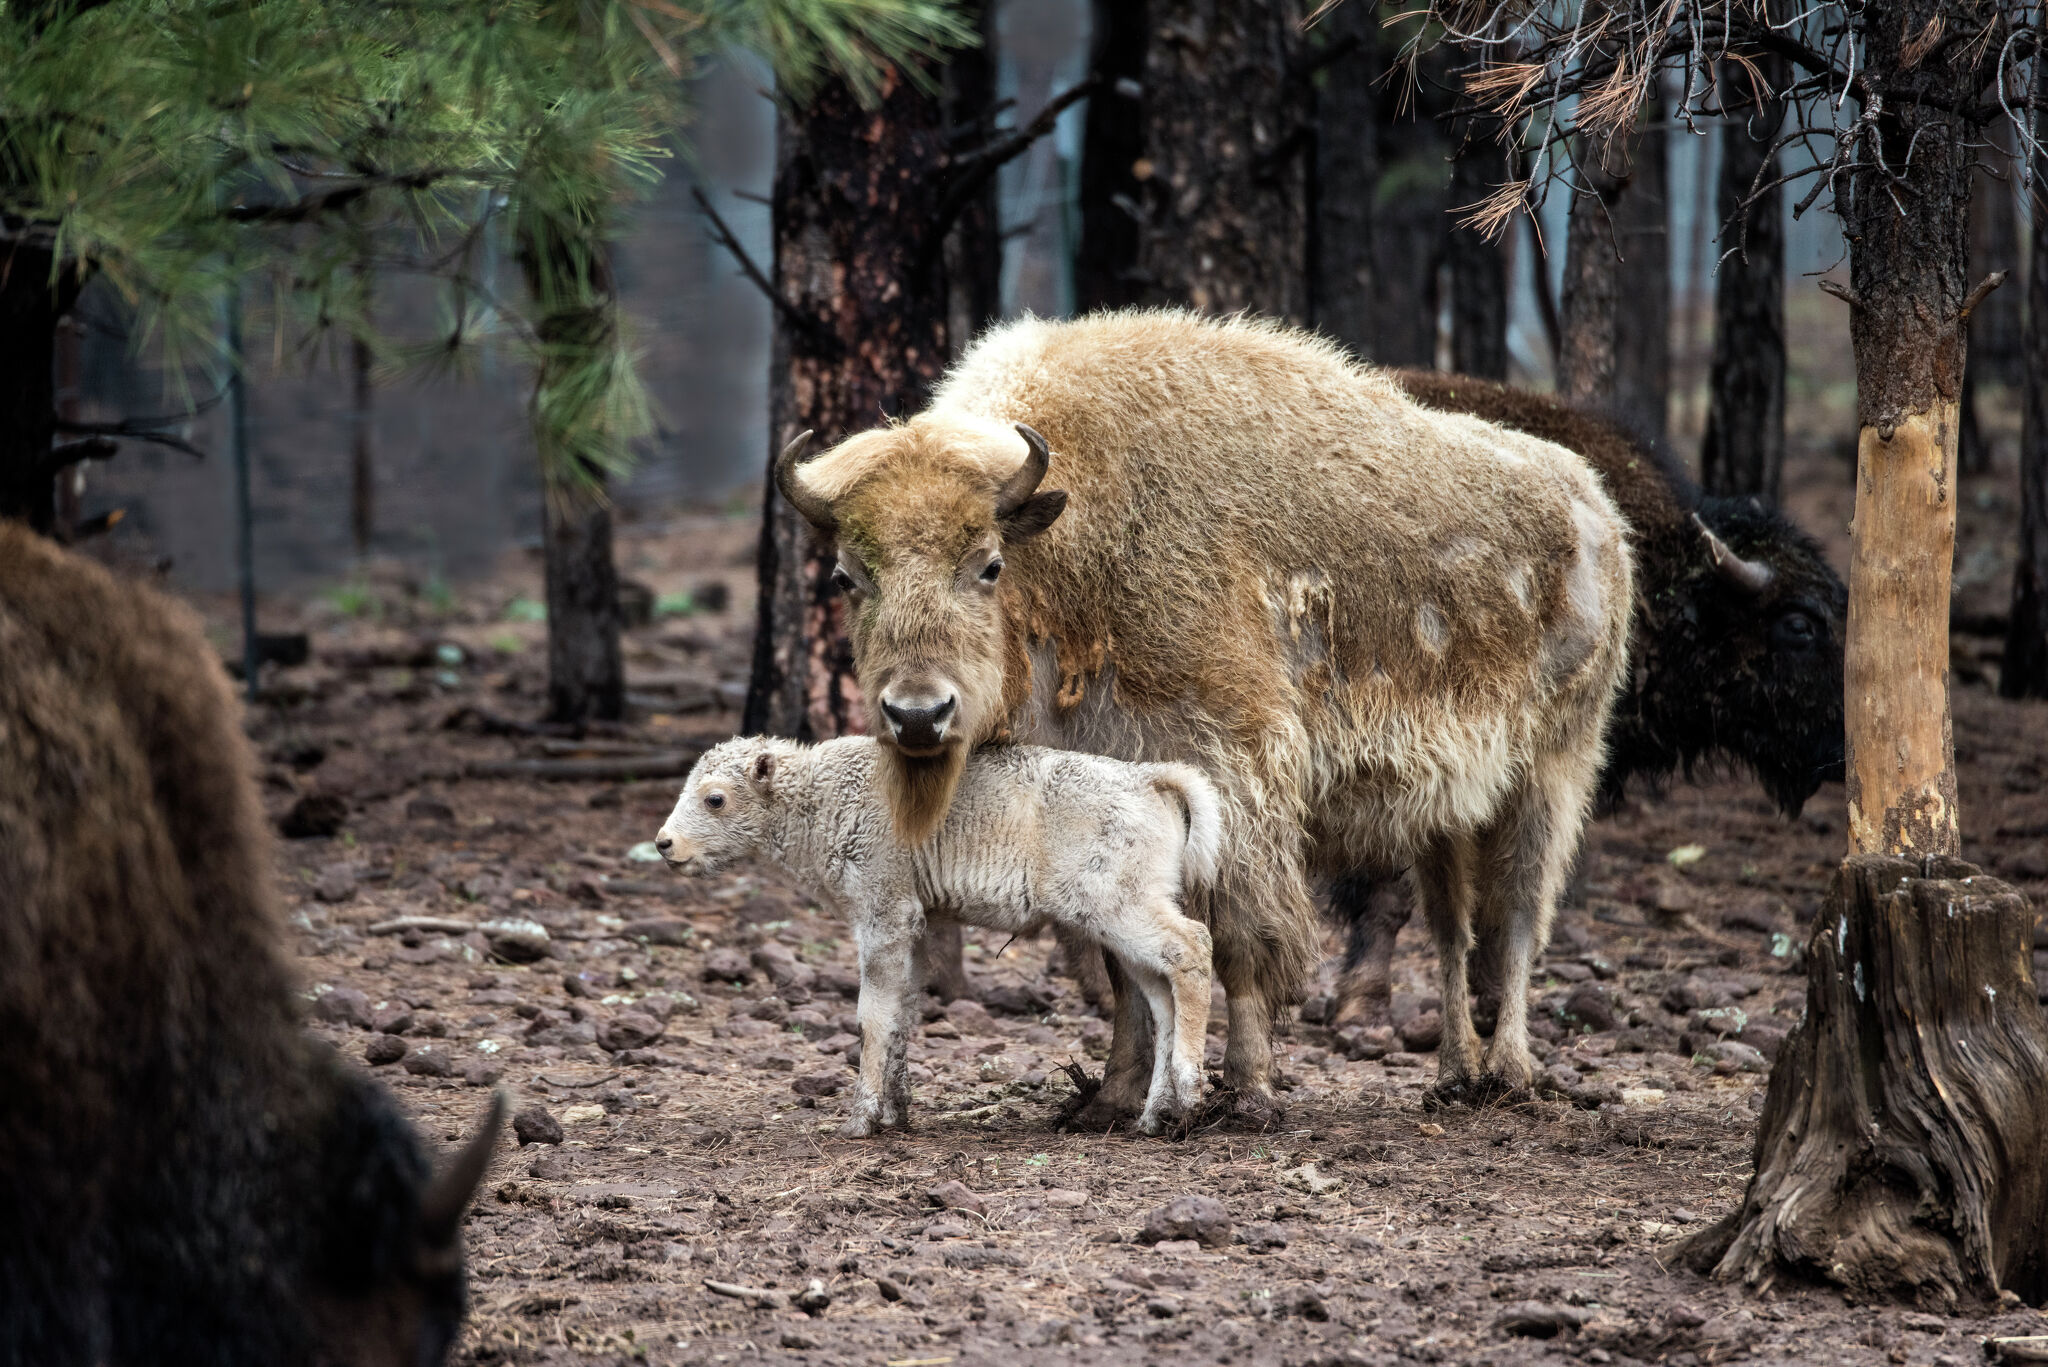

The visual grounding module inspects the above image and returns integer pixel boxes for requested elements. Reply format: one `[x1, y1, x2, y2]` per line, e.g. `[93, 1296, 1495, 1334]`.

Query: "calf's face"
[774, 418, 1066, 841]
[657, 742, 779, 874]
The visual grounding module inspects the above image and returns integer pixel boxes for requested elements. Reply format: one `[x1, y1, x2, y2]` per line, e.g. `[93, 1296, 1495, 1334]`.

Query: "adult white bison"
[775, 310, 1633, 1113]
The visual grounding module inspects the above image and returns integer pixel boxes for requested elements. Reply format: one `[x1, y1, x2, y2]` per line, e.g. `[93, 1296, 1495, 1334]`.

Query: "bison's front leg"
[841, 901, 923, 1138]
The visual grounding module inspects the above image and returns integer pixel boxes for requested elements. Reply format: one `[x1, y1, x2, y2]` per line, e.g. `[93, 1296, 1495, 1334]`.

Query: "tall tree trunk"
[1611, 93, 1670, 446]
[1446, 120, 1509, 379]
[1557, 145, 1625, 406]
[1684, 12, 2048, 1307]
[1310, 0, 1380, 355]
[1133, 0, 1308, 319]
[943, 1, 1002, 353]
[350, 332, 374, 557]
[1073, 0, 1149, 312]
[1960, 152, 2023, 474]
[541, 480, 623, 724]
[1701, 58, 1788, 501]
[2002, 60, 2048, 699]
[0, 245, 75, 534]
[745, 65, 951, 742]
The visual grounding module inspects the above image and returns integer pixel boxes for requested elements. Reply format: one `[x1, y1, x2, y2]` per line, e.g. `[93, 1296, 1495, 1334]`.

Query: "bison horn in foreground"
[1692, 512, 1776, 595]
[773, 429, 833, 532]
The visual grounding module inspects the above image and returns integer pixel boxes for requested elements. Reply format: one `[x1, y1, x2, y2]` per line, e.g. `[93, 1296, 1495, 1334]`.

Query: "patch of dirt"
[154, 473, 2048, 1365]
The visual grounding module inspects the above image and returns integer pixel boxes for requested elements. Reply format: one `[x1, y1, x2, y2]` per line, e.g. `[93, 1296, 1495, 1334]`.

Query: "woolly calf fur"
[658, 736, 1219, 1134]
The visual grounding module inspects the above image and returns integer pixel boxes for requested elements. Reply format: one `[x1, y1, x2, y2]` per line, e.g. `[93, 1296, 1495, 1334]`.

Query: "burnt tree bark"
[1133, 0, 1308, 319]
[1612, 93, 1670, 445]
[943, 1, 1002, 352]
[1074, 0, 1149, 312]
[1682, 4, 2048, 1307]
[350, 331, 374, 557]
[1961, 155, 2023, 474]
[1446, 121, 1509, 379]
[0, 245, 80, 534]
[2002, 58, 2048, 700]
[1701, 58, 1788, 502]
[744, 65, 951, 743]
[1310, 0, 1381, 355]
[540, 478, 624, 725]
[1557, 145, 1625, 406]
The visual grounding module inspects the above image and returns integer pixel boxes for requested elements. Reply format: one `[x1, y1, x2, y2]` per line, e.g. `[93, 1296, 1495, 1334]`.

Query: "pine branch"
[688, 185, 841, 355]
[55, 417, 209, 461]
[224, 168, 463, 224]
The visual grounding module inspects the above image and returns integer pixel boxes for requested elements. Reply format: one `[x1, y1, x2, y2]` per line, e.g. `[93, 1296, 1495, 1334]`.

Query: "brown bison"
[774, 310, 1633, 1112]
[0, 524, 499, 1366]
[1322, 371, 1849, 1028]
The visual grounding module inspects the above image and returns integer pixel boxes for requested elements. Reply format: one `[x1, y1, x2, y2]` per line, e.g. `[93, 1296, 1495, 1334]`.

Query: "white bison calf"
[656, 736, 1221, 1136]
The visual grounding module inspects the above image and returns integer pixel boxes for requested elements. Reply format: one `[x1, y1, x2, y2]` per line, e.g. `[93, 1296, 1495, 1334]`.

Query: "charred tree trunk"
[0, 245, 77, 535]
[2004, 62, 2048, 699]
[1701, 59, 1788, 502]
[744, 66, 951, 742]
[1073, 0, 1149, 312]
[541, 479, 624, 725]
[1446, 121, 1509, 380]
[1310, 0, 1380, 355]
[943, 1, 1002, 352]
[1611, 94, 1670, 447]
[1557, 147, 1625, 407]
[349, 332, 374, 557]
[1684, 15, 2048, 1305]
[1961, 156, 2023, 474]
[1133, 0, 1308, 319]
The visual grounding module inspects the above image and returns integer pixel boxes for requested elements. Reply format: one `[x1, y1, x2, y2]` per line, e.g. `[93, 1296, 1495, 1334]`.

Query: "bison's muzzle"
[880, 691, 957, 752]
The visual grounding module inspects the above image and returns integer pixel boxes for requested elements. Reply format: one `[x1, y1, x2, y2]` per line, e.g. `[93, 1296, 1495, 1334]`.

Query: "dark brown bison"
[774, 309, 1633, 1113]
[0, 524, 500, 1366]
[1325, 371, 1848, 1026]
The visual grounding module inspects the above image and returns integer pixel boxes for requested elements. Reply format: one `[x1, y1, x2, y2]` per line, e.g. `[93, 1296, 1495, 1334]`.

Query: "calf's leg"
[1474, 771, 1584, 1091]
[1413, 833, 1483, 1097]
[842, 901, 923, 1138]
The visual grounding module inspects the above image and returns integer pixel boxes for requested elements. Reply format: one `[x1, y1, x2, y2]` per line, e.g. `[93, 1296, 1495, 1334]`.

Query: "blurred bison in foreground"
[0, 524, 500, 1366]
[1326, 373, 1847, 1026]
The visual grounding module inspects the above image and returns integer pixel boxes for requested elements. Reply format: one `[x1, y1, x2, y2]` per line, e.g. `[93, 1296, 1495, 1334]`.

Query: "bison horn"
[1692, 513, 1775, 595]
[419, 1090, 507, 1246]
[773, 430, 836, 534]
[997, 424, 1053, 516]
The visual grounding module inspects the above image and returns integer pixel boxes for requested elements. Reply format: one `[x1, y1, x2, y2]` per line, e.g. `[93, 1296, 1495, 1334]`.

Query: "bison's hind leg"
[1061, 953, 1154, 1130]
[1328, 867, 1410, 1029]
[1414, 834, 1484, 1099]
[1474, 768, 1588, 1093]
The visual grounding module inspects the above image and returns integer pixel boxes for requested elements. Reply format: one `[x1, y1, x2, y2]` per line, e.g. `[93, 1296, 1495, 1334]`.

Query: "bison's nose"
[881, 694, 957, 750]
[656, 835, 674, 855]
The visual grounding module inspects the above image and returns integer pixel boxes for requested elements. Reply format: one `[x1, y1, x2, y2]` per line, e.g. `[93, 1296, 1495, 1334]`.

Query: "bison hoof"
[1423, 1073, 1532, 1112]
[1061, 1091, 1140, 1132]
[1329, 989, 1392, 1031]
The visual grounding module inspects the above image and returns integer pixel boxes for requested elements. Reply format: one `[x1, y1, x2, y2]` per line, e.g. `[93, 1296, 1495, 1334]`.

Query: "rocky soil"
[146, 453, 2048, 1366]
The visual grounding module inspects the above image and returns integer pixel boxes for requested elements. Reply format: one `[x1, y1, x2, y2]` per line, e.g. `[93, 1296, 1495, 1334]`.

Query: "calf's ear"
[751, 752, 776, 789]
[1000, 489, 1068, 542]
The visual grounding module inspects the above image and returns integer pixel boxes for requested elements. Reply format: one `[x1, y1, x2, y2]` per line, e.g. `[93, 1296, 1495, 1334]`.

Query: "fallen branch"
[367, 916, 480, 936]
[462, 751, 701, 782]
[703, 1279, 788, 1310]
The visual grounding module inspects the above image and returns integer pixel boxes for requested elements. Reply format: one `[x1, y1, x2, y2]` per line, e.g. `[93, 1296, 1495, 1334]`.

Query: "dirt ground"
[145, 429, 2048, 1367]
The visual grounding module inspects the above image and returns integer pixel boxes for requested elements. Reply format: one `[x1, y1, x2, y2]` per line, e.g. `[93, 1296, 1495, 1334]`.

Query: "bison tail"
[1149, 763, 1224, 895]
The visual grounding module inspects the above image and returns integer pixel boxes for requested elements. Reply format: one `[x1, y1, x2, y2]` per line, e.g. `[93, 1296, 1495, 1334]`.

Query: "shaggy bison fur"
[0, 524, 500, 1367]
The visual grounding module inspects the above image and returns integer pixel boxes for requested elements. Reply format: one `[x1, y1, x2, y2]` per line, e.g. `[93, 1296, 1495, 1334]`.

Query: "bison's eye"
[705, 792, 726, 811]
[830, 566, 856, 595]
[1772, 611, 1818, 651]
[979, 557, 1004, 584]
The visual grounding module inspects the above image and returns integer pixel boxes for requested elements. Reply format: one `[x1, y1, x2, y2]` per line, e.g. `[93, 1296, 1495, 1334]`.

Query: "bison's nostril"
[880, 694, 958, 749]
[655, 835, 673, 853]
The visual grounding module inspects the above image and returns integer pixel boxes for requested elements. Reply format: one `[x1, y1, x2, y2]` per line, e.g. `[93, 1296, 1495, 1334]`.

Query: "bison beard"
[778, 311, 1635, 1117]
[0, 524, 498, 1366]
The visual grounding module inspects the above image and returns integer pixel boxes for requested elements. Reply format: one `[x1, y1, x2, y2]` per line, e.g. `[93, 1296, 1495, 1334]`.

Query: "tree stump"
[1682, 855, 2048, 1308]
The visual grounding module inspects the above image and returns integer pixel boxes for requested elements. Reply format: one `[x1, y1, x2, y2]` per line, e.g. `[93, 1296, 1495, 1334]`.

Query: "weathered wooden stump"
[1682, 854, 2048, 1308]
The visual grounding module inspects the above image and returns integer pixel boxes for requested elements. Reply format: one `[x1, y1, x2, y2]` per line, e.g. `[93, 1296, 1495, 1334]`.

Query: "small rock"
[1702, 1040, 1769, 1073]
[1146, 1296, 1181, 1319]
[926, 1179, 988, 1217]
[528, 1153, 571, 1179]
[1338, 1024, 1395, 1061]
[1382, 1051, 1425, 1068]
[561, 1103, 606, 1125]
[623, 918, 692, 946]
[943, 997, 997, 1034]
[943, 1245, 1024, 1269]
[981, 982, 1052, 1015]
[1280, 1162, 1344, 1196]
[1495, 1302, 1591, 1338]
[512, 1104, 564, 1146]
[312, 864, 358, 904]
[402, 1047, 452, 1077]
[1138, 1195, 1231, 1249]
[638, 993, 680, 1022]
[462, 1058, 504, 1087]
[312, 986, 373, 1029]
[405, 795, 456, 823]
[1293, 1290, 1331, 1321]
[1563, 982, 1618, 1031]
[1238, 1222, 1289, 1251]
[779, 1330, 818, 1351]
[750, 942, 814, 989]
[598, 1011, 667, 1052]
[1043, 1188, 1089, 1209]
[702, 948, 753, 984]
[1397, 1010, 1442, 1052]
[923, 1217, 972, 1240]
[279, 793, 348, 839]
[1151, 1239, 1202, 1255]
[792, 1072, 845, 1098]
[363, 1033, 407, 1066]
[480, 918, 551, 964]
